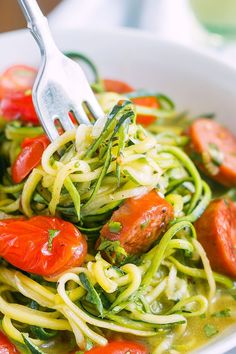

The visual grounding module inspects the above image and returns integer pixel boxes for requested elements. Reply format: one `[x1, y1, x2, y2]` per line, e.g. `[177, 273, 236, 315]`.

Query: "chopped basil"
[23, 334, 45, 354]
[200, 313, 206, 319]
[98, 239, 127, 264]
[79, 272, 104, 316]
[85, 338, 94, 351]
[212, 309, 231, 318]
[208, 143, 224, 166]
[48, 229, 60, 251]
[203, 324, 219, 337]
[141, 218, 150, 230]
[108, 221, 122, 233]
[98, 240, 127, 256]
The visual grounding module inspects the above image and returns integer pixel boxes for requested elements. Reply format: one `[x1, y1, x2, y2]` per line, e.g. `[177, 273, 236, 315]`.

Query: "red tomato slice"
[0, 94, 39, 124]
[12, 135, 50, 184]
[0, 65, 36, 99]
[0, 216, 87, 276]
[0, 331, 19, 353]
[103, 79, 134, 94]
[84, 341, 148, 354]
[132, 96, 160, 126]
[0, 65, 38, 124]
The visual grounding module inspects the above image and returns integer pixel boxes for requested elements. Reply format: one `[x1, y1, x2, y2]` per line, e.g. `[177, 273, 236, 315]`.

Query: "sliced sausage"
[96, 190, 173, 259]
[195, 198, 236, 278]
[187, 118, 236, 187]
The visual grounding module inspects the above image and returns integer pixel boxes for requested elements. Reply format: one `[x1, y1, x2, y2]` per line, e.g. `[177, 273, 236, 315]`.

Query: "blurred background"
[0, 0, 236, 68]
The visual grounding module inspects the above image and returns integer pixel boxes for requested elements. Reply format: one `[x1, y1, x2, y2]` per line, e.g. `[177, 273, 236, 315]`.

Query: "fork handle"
[17, 0, 58, 56]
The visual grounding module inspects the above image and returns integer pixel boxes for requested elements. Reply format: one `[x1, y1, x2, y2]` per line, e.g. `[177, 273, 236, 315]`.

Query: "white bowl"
[0, 27, 235, 354]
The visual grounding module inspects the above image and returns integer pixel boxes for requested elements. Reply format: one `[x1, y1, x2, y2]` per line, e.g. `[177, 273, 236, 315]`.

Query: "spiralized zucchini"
[0, 73, 235, 353]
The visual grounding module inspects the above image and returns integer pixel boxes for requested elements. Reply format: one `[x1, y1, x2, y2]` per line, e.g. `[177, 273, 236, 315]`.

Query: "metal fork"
[18, 0, 104, 141]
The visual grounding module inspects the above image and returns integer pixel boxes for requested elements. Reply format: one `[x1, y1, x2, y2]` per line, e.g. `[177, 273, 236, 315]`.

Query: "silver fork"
[18, 0, 104, 141]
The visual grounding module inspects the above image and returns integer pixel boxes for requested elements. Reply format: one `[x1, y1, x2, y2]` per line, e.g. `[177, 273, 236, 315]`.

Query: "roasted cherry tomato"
[84, 341, 148, 354]
[195, 198, 236, 278]
[0, 331, 19, 353]
[187, 118, 236, 187]
[12, 134, 50, 184]
[0, 65, 38, 124]
[103, 79, 133, 94]
[97, 190, 173, 261]
[132, 96, 160, 126]
[0, 216, 87, 276]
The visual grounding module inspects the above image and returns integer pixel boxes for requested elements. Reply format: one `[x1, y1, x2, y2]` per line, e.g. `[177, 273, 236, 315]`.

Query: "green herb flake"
[212, 309, 231, 318]
[98, 239, 127, 264]
[141, 218, 150, 230]
[23, 334, 45, 354]
[79, 272, 104, 316]
[98, 240, 127, 256]
[208, 143, 224, 166]
[203, 324, 219, 338]
[200, 313, 206, 319]
[85, 337, 94, 350]
[108, 221, 122, 233]
[48, 229, 60, 251]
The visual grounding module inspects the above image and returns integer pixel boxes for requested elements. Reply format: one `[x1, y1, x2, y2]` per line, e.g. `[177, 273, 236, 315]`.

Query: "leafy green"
[22, 334, 45, 354]
[141, 218, 150, 230]
[203, 324, 219, 337]
[199, 313, 206, 319]
[108, 221, 122, 233]
[47, 229, 60, 251]
[212, 309, 231, 318]
[97, 239, 127, 264]
[79, 272, 103, 316]
[208, 143, 224, 166]
[30, 326, 57, 340]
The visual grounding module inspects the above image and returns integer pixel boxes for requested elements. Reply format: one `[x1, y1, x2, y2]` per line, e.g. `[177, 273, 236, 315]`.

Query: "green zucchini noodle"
[0, 66, 235, 354]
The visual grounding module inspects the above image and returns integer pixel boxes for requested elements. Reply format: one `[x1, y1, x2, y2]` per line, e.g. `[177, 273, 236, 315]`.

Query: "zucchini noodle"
[0, 69, 235, 353]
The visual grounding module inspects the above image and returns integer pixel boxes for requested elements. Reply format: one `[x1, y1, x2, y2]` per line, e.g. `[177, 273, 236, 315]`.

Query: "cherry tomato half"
[0, 65, 38, 124]
[103, 79, 134, 94]
[84, 341, 149, 354]
[0, 331, 19, 353]
[133, 96, 160, 126]
[12, 135, 50, 184]
[0, 216, 87, 276]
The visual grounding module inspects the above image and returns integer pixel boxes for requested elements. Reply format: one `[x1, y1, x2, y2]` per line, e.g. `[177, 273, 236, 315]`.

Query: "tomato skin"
[0, 65, 36, 99]
[133, 96, 160, 126]
[187, 118, 236, 187]
[0, 331, 19, 353]
[195, 198, 236, 278]
[0, 94, 38, 124]
[84, 341, 148, 354]
[0, 65, 38, 124]
[97, 190, 173, 258]
[12, 135, 49, 184]
[0, 216, 87, 276]
[103, 79, 134, 94]
[102, 79, 159, 126]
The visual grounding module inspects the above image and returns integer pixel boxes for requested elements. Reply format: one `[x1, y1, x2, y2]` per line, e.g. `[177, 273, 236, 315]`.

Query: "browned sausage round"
[195, 198, 236, 278]
[96, 190, 173, 259]
[187, 118, 236, 187]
